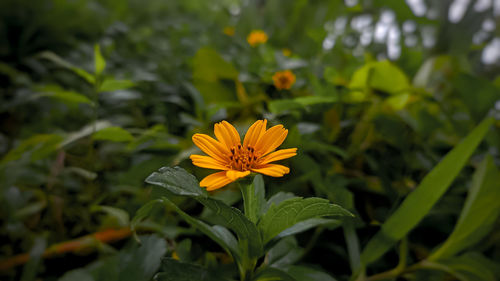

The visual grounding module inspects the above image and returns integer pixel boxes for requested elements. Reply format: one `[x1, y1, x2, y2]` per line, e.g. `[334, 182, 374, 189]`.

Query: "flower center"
[228, 144, 260, 171]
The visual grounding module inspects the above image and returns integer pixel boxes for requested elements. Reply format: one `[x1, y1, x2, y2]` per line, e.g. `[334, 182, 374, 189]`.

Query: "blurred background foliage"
[1, 0, 499, 280]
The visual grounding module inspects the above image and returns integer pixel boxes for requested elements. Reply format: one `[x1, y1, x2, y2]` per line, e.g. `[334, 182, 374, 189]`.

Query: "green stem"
[89, 75, 100, 164]
[365, 238, 408, 281]
[238, 178, 258, 280]
[367, 259, 465, 281]
[92, 77, 100, 136]
[396, 237, 408, 271]
[344, 221, 361, 274]
[237, 248, 257, 281]
[239, 258, 257, 281]
[239, 178, 257, 223]
[366, 267, 402, 281]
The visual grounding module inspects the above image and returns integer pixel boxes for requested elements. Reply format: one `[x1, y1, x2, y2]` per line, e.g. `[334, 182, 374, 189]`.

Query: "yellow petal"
[200, 171, 234, 191]
[190, 155, 229, 170]
[254, 125, 288, 156]
[214, 121, 241, 149]
[226, 170, 251, 181]
[243, 119, 267, 148]
[258, 148, 297, 164]
[251, 164, 290, 177]
[192, 134, 229, 162]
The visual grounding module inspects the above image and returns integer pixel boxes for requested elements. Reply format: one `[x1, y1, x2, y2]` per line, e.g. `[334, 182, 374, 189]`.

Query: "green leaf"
[360, 117, 494, 265]
[343, 221, 362, 273]
[126, 124, 178, 152]
[90, 206, 130, 227]
[429, 155, 500, 261]
[192, 47, 238, 104]
[93, 127, 134, 142]
[263, 192, 297, 213]
[348, 60, 411, 109]
[268, 99, 303, 114]
[28, 135, 62, 160]
[254, 267, 297, 281]
[242, 175, 266, 223]
[324, 66, 346, 85]
[412, 56, 436, 88]
[145, 167, 262, 258]
[286, 265, 338, 281]
[0, 61, 30, 85]
[145, 166, 207, 197]
[35, 84, 92, 105]
[21, 237, 46, 281]
[385, 93, 410, 110]
[192, 47, 238, 81]
[65, 167, 97, 180]
[269, 96, 337, 114]
[60, 121, 112, 147]
[40, 90, 92, 105]
[438, 252, 497, 281]
[197, 197, 263, 258]
[453, 73, 500, 121]
[162, 197, 240, 262]
[323, 180, 354, 210]
[1, 134, 63, 165]
[267, 237, 304, 268]
[349, 60, 410, 95]
[14, 201, 47, 220]
[38, 51, 95, 84]
[99, 79, 135, 93]
[174, 239, 192, 261]
[194, 81, 236, 104]
[117, 235, 167, 281]
[276, 218, 340, 239]
[301, 141, 347, 159]
[155, 258, 222, 281]
[58, 235, 166, 281]
[258, 197, 353, 244]
[72, 68, 96, 85]
[131, 199, 164, 232]
[294, 96, 338, 106]
[94, 44, 106, 75]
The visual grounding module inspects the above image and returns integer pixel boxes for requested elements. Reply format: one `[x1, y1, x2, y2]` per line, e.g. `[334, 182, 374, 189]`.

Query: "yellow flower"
[272, 70, 296, 90]
[190, 120, 297, 191]
[247, 30, 268, 47]
[172, 251, 180, 260]
[282, 48, 292, 57]
[223, 26, 235, 36]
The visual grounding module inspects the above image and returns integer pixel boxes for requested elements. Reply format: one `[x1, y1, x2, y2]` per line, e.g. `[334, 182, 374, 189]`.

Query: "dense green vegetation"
[1, 0, 499, 280]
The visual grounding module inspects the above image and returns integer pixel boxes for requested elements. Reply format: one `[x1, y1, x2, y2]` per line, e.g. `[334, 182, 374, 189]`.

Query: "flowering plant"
[190, 120, 297, 190]
[247, 30, 268, 47]
[272, 70, 296, 90]
[139, 120, 353, 280]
